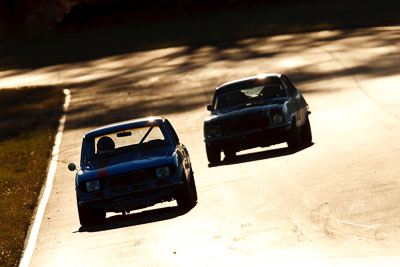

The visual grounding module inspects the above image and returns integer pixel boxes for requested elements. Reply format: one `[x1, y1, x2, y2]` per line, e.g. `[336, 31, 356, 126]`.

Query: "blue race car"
[204, 74, 312, 163]
[68, 117, 197, 226]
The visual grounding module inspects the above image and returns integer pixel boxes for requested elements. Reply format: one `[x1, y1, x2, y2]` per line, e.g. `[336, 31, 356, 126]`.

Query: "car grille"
[78, 165, 177, 192]
[107, 169, 154, 189]
[220, 116, 267, 135]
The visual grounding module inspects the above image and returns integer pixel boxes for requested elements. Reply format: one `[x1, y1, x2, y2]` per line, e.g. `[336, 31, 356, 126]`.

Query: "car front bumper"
[77, 181, 184, 212]
[205, 122, 292, 150]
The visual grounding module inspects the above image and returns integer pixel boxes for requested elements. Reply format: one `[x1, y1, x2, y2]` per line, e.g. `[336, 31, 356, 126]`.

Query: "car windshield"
[214, 84, 286, 110]
[83, 125, 169, 163]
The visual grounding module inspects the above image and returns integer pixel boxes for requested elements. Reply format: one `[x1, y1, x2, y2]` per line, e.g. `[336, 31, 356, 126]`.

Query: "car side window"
[281, 75, 297, 97]
[82, 137, 95, 164]
[164, 119, 179, 145]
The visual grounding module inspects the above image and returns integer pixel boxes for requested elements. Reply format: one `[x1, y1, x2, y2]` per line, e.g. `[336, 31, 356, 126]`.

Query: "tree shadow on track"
[3, 28, 400, 134]
[62, 29, 400, 130]
[208, 142, 314, 168]
[76, 205, 194, 233]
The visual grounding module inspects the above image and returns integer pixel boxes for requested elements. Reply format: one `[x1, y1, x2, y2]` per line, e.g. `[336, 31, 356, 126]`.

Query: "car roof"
[84, 117, 165, 138]
[216, 73, 282, 91]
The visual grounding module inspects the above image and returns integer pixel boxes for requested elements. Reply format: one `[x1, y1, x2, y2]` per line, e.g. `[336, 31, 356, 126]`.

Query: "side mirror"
[206, 104, 212, 111]
[68, 163, 76, 171]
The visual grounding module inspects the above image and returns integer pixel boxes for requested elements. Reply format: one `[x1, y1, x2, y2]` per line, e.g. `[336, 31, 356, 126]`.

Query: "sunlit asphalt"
[5, 26, 400, 266]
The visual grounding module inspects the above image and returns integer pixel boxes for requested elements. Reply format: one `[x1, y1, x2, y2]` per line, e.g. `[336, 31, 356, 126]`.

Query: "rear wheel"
[176, 170, 197, 208]
[206, 144, 220, 164]
[287, 118, 301, 149]
[77, 196, 106, 227]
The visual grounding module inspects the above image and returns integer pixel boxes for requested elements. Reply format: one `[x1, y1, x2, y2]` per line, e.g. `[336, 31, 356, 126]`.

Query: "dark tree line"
[0, 0, 303, 38]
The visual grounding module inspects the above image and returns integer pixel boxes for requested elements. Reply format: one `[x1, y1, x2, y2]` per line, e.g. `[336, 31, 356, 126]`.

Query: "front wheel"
[77, 196, 106, 227]
[176, 171, 197, 209]
[206, 144, 220, 164]
[223, 147, 236, 159]
[287, 119, 301, 149]
[300, 116, 312, 144]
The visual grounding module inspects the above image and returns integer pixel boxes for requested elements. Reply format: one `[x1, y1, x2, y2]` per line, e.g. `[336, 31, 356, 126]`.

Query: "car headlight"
[205, 125, 218, 138]
[86, 180, 100, 192]
[156, 166, 170, 178]
[272, 114, 284, 123]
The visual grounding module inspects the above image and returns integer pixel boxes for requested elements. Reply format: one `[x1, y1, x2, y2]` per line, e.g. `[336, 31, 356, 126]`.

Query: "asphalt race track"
[3, 27, 400, 266]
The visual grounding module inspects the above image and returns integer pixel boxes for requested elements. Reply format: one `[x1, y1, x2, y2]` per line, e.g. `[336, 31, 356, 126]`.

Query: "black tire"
[176, 171, 197, 208]
[77, 196, 105, 227]
[223, 147, 236, 159]
[300, 116, 312, 144]
[206, 144, 220, 164]
[287, 118, 301, 149]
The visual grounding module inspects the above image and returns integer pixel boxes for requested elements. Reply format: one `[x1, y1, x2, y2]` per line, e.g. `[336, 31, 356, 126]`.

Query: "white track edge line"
[19, 89, 71, 267]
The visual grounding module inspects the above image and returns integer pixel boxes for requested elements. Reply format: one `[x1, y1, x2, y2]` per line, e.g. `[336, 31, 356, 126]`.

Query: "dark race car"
[68, 117, 197, 226]
[203, 73, 312, 164]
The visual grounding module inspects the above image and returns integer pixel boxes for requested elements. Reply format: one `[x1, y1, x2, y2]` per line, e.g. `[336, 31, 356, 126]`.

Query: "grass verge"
[0, 87, 64, 267]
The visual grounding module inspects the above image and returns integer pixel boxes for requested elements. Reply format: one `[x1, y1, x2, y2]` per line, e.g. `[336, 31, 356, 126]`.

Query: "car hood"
[205, 98, 287, 124]
[77, 148, 174, 182]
